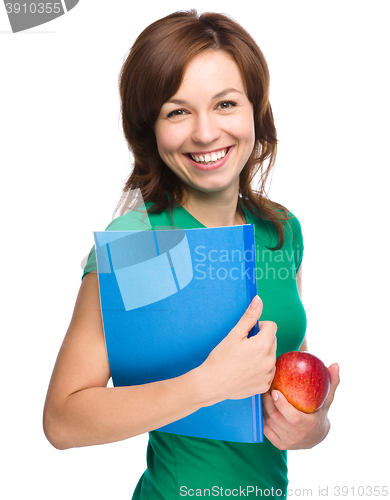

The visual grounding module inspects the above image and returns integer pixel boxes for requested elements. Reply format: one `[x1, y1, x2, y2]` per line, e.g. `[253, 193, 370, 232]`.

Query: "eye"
[167, 109, 188, 118]
[217, 100, 237, 110]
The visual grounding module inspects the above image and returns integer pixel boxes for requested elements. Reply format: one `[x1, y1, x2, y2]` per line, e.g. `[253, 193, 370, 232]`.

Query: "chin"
[190, 176, 240, 195]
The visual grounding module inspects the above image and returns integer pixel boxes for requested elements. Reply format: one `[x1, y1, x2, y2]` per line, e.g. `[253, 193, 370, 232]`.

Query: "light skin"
[43, 49, 339, 451]
[154, 50, 255, 228]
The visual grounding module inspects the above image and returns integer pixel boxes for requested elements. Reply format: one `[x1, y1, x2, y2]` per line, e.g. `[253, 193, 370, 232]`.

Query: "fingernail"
[250, 295, 260, 308]
[272, 390, 279, 402]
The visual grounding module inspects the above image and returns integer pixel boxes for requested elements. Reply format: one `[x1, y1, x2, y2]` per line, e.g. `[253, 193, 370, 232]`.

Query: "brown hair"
[117, 9, 291, 248]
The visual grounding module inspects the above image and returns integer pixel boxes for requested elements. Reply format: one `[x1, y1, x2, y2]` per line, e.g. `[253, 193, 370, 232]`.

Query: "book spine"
[243, 224, 263, 443]
[251, 394, 263, 442]
[243, 225, 259, 339]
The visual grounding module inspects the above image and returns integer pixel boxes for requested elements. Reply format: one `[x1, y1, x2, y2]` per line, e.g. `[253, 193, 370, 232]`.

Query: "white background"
[1, 1, 389, 498]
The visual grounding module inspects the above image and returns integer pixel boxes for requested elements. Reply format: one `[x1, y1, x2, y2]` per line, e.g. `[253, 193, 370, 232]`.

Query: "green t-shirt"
[83, 204, 306, 499]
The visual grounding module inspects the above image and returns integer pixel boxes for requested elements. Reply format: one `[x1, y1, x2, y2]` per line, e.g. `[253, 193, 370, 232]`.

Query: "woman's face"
[154, 50, 255, 200]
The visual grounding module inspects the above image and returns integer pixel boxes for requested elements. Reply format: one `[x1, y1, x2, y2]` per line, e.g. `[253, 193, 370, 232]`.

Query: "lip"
[185, 146, 234, 171]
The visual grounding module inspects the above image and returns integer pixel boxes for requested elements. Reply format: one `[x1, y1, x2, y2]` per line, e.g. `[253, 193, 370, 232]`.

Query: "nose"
[191, 113, 221, 145]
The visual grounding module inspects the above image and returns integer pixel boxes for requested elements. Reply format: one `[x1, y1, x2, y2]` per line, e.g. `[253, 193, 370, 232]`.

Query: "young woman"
[43, 10, 340, 498]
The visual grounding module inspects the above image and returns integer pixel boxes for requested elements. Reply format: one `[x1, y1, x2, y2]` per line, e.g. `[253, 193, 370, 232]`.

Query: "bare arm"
[43, 275, 277, 450]
[43, 274, 210, 449]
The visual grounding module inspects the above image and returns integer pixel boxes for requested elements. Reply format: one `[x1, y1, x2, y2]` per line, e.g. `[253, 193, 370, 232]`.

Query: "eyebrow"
[167, 87, 244, 106]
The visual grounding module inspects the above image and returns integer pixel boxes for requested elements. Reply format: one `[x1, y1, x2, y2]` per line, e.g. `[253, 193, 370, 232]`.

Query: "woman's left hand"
[262, 363, 340, 450]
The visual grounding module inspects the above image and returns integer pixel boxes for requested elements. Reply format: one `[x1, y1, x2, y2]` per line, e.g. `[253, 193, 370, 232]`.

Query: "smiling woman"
[154, 50, 255, 206]
[117, 9, 289, 238]
[43, 9, 339, 500]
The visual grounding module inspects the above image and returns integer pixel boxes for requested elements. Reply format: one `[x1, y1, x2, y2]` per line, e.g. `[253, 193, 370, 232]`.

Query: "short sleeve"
[81, 209, 152, 280]
[82, 245, 97, 279]
[288, 213, 304, 273]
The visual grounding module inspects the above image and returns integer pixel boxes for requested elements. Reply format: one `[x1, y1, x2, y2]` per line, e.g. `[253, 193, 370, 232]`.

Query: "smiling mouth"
[188, 147, 229, 165]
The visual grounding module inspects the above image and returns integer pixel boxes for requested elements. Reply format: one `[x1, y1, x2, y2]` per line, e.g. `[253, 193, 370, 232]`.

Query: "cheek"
[229, 113, 255, 146]
[241, 115, 256, 144]
[155, 125, 186, 159]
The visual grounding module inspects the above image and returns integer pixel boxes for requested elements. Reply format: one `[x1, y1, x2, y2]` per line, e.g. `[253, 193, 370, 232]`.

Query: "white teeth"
[190, 148, 227, 164]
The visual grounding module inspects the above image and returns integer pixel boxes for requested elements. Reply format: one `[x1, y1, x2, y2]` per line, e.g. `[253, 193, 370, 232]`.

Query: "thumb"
[229, 295, 263, 340]
[323, 363, 340, 411]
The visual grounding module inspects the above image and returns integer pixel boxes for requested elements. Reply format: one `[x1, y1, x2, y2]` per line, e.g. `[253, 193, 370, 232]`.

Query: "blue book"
[94, 224, 263, 443]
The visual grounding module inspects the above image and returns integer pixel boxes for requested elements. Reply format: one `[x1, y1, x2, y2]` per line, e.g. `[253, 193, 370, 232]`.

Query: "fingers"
[229, 295, 263, 340]
[263, 390, 302, 430]
[205, 295, 278, 401]
[263, 420, 286, 450]
[230, 295, 277, 347]
[262, 390, 296, 450]
[257, 320, 278, 352]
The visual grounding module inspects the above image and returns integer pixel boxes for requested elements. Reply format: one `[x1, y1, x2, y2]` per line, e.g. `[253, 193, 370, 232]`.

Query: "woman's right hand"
[198, 295, 277, 405]
[44, 276, 276, 450]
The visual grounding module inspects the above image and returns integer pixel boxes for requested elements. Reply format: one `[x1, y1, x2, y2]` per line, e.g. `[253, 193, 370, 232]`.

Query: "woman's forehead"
[172, 50, 246, 100]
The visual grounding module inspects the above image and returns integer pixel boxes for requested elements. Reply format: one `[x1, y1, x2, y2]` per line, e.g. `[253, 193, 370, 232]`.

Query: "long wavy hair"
[116, 10, 291, 248]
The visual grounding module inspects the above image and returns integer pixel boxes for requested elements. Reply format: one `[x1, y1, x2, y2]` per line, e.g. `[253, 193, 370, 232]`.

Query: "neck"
[180, 184, 246, 227]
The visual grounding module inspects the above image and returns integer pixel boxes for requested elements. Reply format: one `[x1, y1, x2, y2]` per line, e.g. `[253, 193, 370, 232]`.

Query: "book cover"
[94, 224, 263, 443]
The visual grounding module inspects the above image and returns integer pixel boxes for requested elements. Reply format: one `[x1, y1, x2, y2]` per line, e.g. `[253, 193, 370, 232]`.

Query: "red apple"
[270, 351, 330, 413]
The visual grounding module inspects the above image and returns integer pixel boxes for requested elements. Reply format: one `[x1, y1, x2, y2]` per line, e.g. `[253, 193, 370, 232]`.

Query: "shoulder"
[285, 211, 303, 239]
[106, 203, 186, 231]
[105, 204, 154, 231]
[245, 203, 302, 231]
[245, 205, 303, 251]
